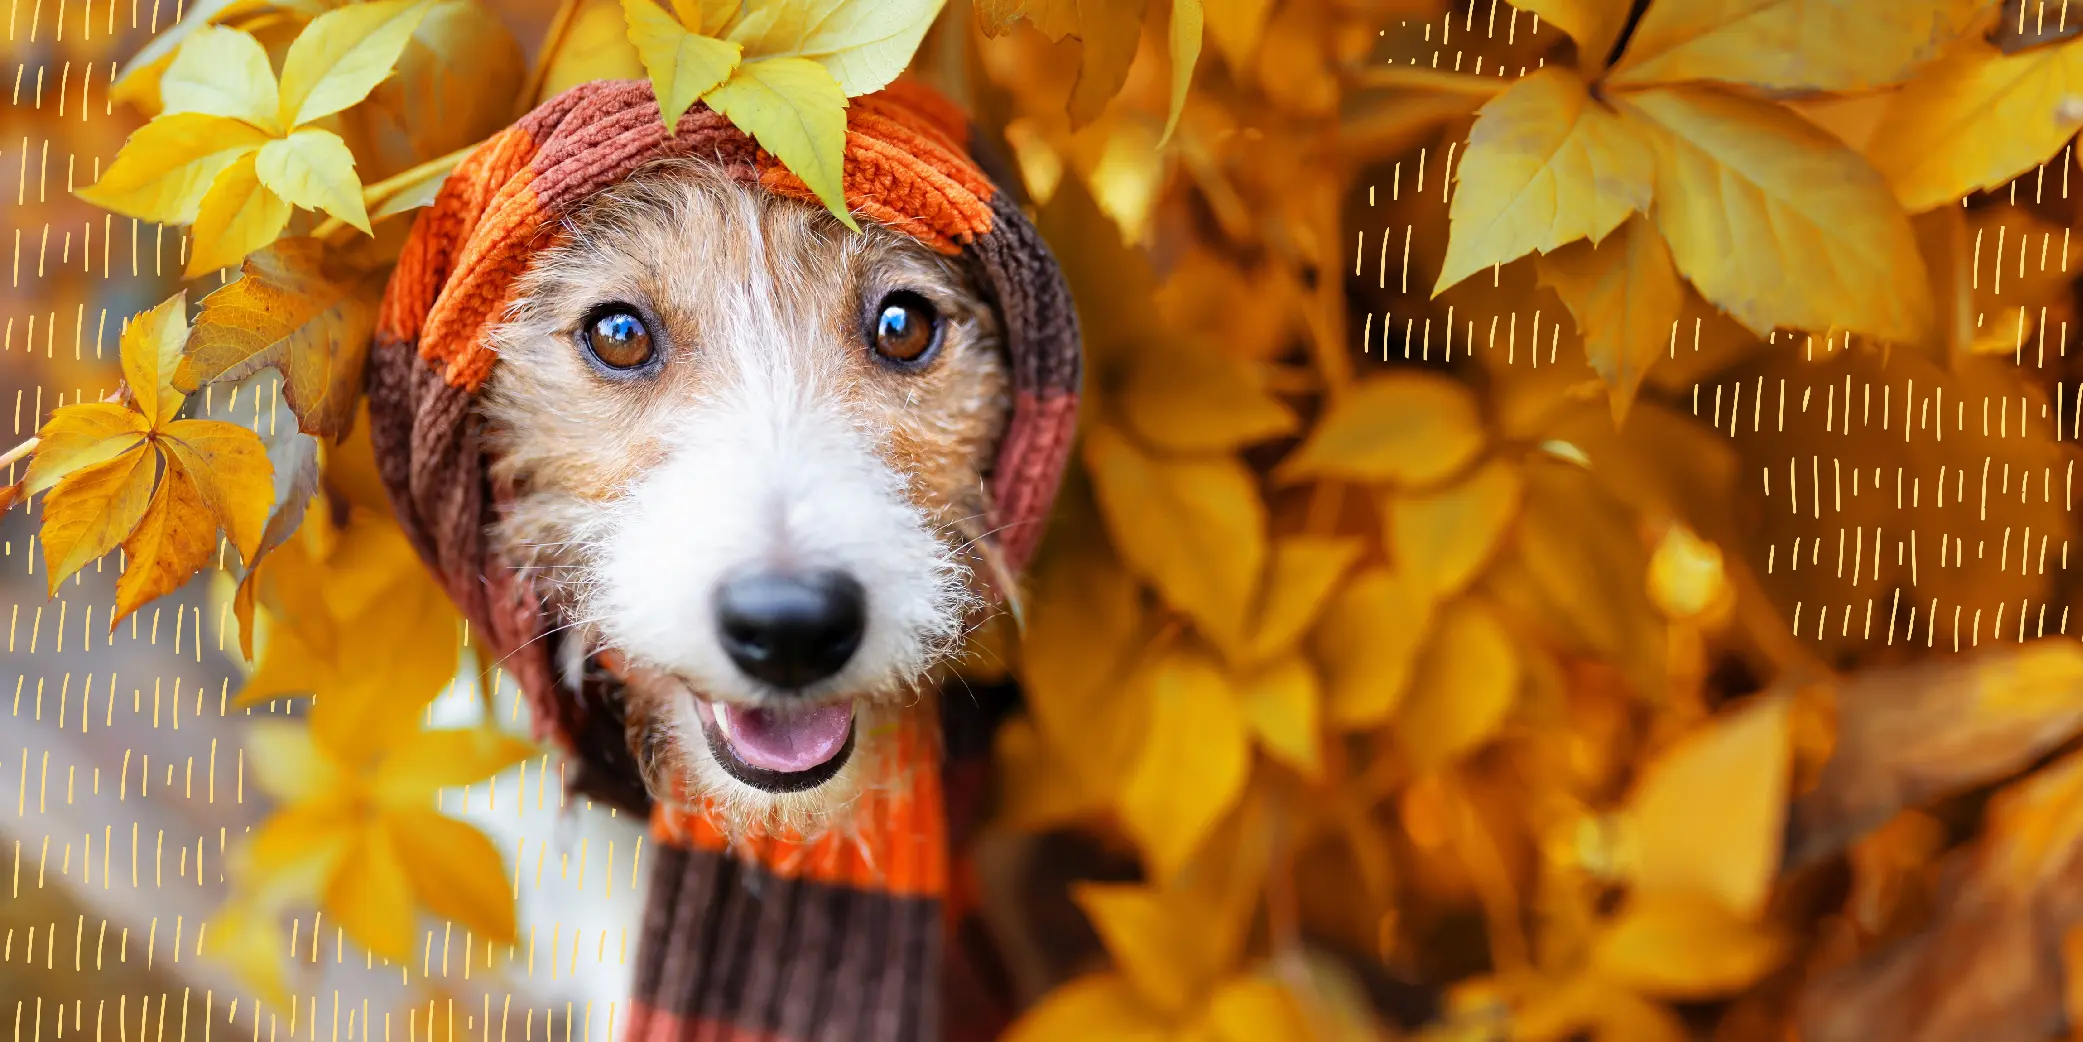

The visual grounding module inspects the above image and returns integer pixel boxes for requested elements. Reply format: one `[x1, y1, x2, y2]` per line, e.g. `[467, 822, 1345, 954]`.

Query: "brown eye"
[582, 307, 655, 370]
[870, 291, 941, 367]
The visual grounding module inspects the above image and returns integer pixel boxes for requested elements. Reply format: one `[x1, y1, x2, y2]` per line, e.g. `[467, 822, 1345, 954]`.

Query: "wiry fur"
[480, 158, 1010, 833]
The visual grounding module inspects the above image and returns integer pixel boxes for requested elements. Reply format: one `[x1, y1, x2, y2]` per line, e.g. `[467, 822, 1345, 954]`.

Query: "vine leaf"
[177, 238, 383, 439]
[78, 0, 433, 275]
[29, 293, 274, 620]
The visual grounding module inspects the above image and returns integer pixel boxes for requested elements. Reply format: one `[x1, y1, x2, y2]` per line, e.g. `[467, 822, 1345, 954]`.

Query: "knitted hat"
[364, 78, 1081, 813]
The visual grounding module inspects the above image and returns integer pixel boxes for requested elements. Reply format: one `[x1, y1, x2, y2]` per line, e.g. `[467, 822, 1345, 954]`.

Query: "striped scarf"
[363, 78, 1081, 1042]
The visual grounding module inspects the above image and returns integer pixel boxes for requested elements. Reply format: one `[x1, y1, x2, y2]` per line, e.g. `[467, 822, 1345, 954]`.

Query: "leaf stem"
[364, 144, 482, 207]
[314, 141, 483, 242]
[0, 436, 38, 472]
[517, 0, 585, 119]
[1351, 65, 1508, 98]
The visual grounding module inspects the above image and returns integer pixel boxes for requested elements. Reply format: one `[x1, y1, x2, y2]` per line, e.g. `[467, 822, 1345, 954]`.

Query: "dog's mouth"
[694, 698, 857, 793]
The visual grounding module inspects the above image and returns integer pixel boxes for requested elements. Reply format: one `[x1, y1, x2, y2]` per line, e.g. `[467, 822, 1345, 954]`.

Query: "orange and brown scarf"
[364, 78, 1080, 1042]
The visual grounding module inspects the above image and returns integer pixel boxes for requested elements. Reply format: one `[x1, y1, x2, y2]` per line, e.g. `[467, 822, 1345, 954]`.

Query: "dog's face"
[480, 159, 1009, 831]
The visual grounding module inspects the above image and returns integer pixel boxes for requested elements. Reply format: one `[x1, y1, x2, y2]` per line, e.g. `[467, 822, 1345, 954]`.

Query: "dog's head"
[479, 159, 1011, 830]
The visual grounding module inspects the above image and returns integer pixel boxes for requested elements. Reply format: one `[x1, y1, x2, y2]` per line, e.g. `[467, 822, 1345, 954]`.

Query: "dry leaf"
[1435, 66, 1655, 294]
[1609, 0, 1987, 92]
[1624, 695, 1791, 919]
[179, 238, 382, 438]
[1537, 214, 1684, 423]
[1866, 38, 2083, 213]
[1617, 86, 1932, 343]
[1277, 373, 1484, 486]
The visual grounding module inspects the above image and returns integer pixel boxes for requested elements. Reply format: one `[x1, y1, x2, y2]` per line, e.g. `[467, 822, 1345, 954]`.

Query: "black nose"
[714, 570, 866, 689]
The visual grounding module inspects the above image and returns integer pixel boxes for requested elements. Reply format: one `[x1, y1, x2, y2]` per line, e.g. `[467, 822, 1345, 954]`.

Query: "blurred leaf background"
[16, 0, 2083, 1040]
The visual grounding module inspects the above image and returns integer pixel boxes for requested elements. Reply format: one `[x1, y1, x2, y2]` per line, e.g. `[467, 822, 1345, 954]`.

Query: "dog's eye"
[583, 308, 655, 370]
[870, 291, 940, 367]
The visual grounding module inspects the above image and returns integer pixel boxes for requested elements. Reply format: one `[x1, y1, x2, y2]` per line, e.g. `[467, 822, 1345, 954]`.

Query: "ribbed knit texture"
[363, 79, 1080, 1042]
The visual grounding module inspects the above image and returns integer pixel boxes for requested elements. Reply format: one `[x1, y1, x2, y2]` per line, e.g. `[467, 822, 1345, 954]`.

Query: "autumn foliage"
[18, 0, 2083, 1036]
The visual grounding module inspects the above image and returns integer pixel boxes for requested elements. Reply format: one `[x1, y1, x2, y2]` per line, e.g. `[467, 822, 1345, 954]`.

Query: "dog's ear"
[964, 181, 1082, 583]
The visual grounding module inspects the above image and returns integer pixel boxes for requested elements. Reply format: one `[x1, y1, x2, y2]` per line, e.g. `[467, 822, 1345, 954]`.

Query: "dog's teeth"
[710, 705, 733, 743]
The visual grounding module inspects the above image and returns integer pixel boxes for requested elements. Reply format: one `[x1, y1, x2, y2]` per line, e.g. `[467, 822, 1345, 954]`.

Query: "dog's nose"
[714, 570, 866, 689]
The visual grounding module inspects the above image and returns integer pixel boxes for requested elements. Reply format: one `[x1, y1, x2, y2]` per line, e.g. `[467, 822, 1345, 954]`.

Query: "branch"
[0, 436, 38, 471]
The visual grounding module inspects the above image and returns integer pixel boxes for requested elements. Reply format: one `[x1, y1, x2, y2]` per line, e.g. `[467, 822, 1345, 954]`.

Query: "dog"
[475, 157, 1013, 836]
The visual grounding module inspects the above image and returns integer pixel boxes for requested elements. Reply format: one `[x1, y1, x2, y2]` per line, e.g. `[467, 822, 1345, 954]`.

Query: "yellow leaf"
[1591, 892, 1785, 999]
[1237, 656, 1321, 776]
[1625, 696, 1790, 919]
[41, 447, 158, 592]
[111, 0, 276, 114]
[161, 418, 274, 565]
[1866, 39, 2083, 213]
[1616, 86, 1931, 342]
[160, 24, 282, 132]
[236, 596, 338, 707]
[188, 153, 294, 276]
[386, 810, 518, 943]
[621, 0, 742, 130]
[1083, 116, 1164, 247]
[994, 716, 1109, 827]
[1512, 974, 1689, 1042]
[327, 825, 417, 963]
[245, 799, 359, 900]
[1386, 459, 1522, 600]
[1537, 214, 1684, 423]
[76, 113, 271, 224]
[1075, 882, 1231, 1015]
[1201, 0, 1269, 72]
[1313, 566, 1433, 729]
[1069, 0, 1148, 127]
[1240, 535, 1362, 663]
[538, 0, 646, 102]
[1396, 598, 1519, 769]
[703, 57, 856, 229]
[1608, 0, 1987, 92]
[122, 292, 192, 428]
[1645, 522, 1726, 620]
[256, 128, 370, 233]
[1019, 528, 1153, 799]
[1435, 67, 1654, 293]
[306, 565, 462, 764]
[114, 452, 222, 626]
[347, 0, 527, 177]
[245, 720, 347, 803]
[1085, 423, 1265, 645]
[179, 238, 381, 438]
[25, 403, 149, 495]
[1200, 976, 1311, 1042]
[1162, 0, 1201, 142]
[201, 901, 291, 1012]
[1509, 0, 1630, 72]
[718, 0, 942, 95]
[670, 0, 739, 34]
[1001, 973, 1171, 1042]
[370, 727, 535, 807]
[1119, 343, 1297, 453]
[277, 0, 435, 129]
[1119, 647, 1252, 880]
[1277, 373, 1484, 486]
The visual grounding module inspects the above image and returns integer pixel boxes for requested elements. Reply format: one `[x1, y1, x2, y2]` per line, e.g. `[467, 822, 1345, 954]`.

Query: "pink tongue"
[716, 702, 855, 772]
